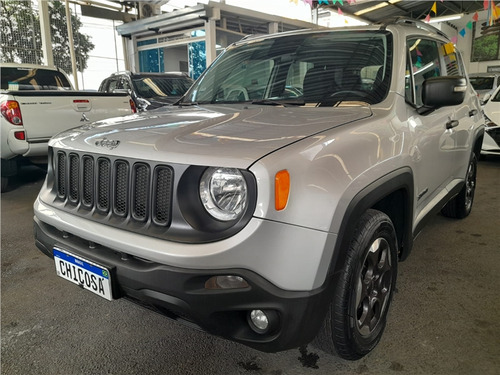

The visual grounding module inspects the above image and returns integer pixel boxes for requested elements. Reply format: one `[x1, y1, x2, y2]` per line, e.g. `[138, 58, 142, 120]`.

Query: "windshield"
[469, 77, 494, 90]
[132, 76, 194, 99]
[183, 31, 392, 106]
[1, 67, 72, 90]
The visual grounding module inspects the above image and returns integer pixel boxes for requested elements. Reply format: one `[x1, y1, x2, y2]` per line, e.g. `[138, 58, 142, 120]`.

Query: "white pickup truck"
[1, 63, 136, 191]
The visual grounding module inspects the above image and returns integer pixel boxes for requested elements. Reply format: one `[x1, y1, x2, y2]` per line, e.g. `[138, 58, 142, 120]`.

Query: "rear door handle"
[446, 119, 459, 129]
[469, 109, 478, 117]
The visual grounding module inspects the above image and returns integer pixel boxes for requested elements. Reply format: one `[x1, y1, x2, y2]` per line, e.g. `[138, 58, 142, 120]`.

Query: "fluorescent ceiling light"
[428, 13, 464, 24]
[354, 0, 401, 16]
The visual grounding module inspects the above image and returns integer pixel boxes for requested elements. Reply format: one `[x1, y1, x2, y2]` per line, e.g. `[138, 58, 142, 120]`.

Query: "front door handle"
[446, 119, 459, 129]
[469, 109, 478, 117]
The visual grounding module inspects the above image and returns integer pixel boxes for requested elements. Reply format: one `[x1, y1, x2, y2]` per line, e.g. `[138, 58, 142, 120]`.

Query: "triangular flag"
[318, 0, 329, 4]
[304, 0, 313, 6]
[466, 21, 473, 29]
[425, 14, 431, 22]
[493, 4, 500, 20]
[416, 49, 423, 57]
[431, 2, 437, 14]
[484, 0, 489, 11]
[338, 8, 343, 15]
[459, 28, 466, 37]
[451, 36, 458, 44]
[473, 12, 479, 22]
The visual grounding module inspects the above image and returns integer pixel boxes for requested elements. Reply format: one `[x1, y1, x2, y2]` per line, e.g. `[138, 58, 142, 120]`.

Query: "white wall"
[163, 46, 188, 72]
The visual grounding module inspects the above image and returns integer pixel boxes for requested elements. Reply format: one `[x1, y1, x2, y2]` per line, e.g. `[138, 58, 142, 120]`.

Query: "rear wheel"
[441, 153, 477, 219]
[314, 209, 398, 360]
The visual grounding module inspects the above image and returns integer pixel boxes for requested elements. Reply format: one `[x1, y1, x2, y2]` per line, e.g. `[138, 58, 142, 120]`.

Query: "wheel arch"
[328, 167, 414, 278]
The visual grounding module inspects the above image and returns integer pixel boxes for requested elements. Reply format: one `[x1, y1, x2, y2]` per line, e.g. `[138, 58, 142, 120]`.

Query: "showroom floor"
[1, 158, 499, 375]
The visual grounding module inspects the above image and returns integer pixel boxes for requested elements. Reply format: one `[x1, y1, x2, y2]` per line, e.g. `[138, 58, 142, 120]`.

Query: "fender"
[327, 167, 414, 279]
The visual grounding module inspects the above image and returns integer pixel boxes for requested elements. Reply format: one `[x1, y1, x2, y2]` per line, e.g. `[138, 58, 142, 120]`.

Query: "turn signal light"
[275, 170, 290, 211]
[0, 100, 23, 125]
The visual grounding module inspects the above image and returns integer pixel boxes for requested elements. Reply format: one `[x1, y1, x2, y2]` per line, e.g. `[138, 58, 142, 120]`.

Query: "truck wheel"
[314, 209, 398, 360]
[441, 153, 477, 219]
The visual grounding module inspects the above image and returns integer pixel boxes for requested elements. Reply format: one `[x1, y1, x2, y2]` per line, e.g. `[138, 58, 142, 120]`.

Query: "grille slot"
[97, 158, 111, 212]
[114, 161, 129, 217]
[69, 154, 79, 203]
[82, 156, 94, 207]
[132, 163, 150, 221]
[57, 152, 67, 198]
[54, 151, 173, 229]
[154, 166, 173, 225]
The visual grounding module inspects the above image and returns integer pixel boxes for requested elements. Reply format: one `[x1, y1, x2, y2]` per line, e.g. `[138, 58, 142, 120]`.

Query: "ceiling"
[318, 0, 487, 24]
[103, 1, 489, 26]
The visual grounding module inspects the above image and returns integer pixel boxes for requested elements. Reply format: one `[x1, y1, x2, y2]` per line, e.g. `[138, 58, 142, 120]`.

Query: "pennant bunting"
[425, 14, 431, 22]
[459, 28, 466, 37]
[332, 0, 344, 4]
[338, 8, 343, 16]
[318, 0, 329, 4]
[473, 12, 479, 22]
[451, 36, 458, 44]
[484, 0, 489, 11]
[466, 21, 473, 29]
[431, 2, 437, 15]
[303, 0, 313, 6]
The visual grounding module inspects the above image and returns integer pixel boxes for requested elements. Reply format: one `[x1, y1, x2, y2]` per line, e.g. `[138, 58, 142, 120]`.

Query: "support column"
[205, 19, 217, 65]
[38, 0, 53, 66]
[64, 0, 79, 89]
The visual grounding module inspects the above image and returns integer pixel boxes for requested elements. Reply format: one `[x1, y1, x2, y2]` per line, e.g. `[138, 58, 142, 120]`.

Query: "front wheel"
[314, 209, 398, 360]
[441, 153, 477, 219]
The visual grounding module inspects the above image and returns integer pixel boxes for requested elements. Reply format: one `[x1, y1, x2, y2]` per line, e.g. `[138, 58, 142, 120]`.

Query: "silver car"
[34, 19, 485, 360]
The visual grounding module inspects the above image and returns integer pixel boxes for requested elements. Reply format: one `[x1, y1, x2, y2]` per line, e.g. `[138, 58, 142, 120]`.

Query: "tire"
[441, 153, 477, 219]
[314, 209, 398, 360]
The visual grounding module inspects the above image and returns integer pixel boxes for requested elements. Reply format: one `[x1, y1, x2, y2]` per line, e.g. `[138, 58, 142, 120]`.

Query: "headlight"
[200, 167, 248, 221]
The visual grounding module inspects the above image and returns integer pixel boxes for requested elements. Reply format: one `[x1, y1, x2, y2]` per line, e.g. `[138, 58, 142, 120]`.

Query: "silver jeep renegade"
[34, 19, 485, 359]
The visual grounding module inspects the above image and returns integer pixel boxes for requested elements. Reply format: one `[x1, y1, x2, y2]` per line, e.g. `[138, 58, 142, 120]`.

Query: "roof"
[320, 1, 486, 24]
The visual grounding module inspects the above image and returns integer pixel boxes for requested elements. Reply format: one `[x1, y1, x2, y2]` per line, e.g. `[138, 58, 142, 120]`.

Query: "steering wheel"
[225, 86, 249, 101]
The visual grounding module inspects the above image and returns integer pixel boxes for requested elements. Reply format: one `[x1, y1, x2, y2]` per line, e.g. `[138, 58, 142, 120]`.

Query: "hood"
[50, 104, 372, 169]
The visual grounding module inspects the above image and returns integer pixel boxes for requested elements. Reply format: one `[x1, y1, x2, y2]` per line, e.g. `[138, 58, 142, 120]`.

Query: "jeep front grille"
[55, 151, 173, 227]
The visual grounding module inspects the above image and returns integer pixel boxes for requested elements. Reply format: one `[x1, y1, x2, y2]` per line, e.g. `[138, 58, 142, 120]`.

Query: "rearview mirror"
[422, 76, 466, 108]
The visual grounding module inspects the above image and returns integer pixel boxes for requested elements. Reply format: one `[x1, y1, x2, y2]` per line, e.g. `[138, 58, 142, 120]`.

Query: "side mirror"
[482, 93, 492, 104]
[136, 97, 151, 111]
[422, 76, 466, 108]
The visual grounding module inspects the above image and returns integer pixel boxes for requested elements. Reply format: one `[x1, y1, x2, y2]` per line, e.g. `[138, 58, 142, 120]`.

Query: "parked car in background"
[1, 63, 136, 192]
[481, 85, 500, 157]
[469, 73, 500, 102]
[98, 71, 194, 111]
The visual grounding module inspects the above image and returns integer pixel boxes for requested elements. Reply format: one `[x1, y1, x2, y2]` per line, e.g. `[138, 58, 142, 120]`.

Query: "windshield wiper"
[251, 99, 305, 107]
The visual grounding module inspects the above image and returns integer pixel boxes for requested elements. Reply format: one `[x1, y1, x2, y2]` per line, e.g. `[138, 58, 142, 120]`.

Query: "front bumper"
[34, 216, 334, 352]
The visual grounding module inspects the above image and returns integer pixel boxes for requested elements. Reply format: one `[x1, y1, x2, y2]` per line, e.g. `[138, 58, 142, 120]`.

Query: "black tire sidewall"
[334, 210, 398, 357]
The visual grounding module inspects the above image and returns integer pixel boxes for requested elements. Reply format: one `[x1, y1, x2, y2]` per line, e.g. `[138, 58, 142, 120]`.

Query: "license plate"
[53, 247, 113, 301]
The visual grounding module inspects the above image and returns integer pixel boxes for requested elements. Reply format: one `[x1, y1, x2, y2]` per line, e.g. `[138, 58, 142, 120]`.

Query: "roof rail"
[378, 17, 449, 40]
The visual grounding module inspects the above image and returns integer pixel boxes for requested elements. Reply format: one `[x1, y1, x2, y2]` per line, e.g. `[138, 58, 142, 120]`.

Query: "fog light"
[249, 309, 269, 333]
[205, 275, 249, 290]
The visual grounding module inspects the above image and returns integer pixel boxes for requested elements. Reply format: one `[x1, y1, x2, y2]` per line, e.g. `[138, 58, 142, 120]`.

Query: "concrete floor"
[1, 158, 499, 375]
